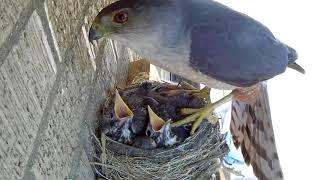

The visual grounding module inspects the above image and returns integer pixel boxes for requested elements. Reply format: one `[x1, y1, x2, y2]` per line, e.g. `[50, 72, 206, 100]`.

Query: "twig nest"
[94, 81, 228, 179]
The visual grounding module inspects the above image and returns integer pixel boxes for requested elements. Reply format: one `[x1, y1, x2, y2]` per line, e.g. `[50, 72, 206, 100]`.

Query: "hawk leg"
[172, 92, 233, 134]
[172, 84, 261, 134]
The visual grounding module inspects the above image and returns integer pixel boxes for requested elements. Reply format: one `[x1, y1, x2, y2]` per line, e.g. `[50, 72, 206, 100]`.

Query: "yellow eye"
[113, 10, 129, 24]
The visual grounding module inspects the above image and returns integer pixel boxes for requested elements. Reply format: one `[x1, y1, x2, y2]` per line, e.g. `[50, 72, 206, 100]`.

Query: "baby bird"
[104, 89, 135, 144]
[146, 106, 178, 147]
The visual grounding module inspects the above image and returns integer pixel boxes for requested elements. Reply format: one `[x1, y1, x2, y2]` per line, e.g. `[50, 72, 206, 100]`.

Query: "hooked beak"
[89, 28, 103, 43]
[288, 62, 306, 74]
[114, 89, 134, 124]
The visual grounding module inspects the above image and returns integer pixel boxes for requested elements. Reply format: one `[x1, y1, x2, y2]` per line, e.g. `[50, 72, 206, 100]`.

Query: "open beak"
[114, 89, 134, 124]
[147, 106, 165, 132]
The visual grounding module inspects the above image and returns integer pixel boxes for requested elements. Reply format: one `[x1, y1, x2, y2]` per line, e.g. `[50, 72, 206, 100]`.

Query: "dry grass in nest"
[92, 81, 228, 179]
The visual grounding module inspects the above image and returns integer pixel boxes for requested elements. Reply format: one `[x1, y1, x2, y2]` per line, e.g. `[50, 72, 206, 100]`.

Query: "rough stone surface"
[75, 150, 96, 180]
[0, 11, 57, 179]
[44, 0, 113, 58]
[29, 57, 93, 178]
[26, 19, 96, 179]
[0, 0, 137, 179]
[0, 0, 31, 46]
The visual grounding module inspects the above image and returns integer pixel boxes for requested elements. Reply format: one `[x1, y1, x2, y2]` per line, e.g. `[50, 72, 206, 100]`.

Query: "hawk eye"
[113, 10, 129, 24]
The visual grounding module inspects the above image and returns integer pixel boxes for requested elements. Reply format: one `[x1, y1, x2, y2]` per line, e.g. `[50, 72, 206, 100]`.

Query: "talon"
[190, 105, 214, 134]
[172, 92, 233, 134]
[114, 89, 134, 124]
[207, 114, 220, 124]
[190, 86, 211, 100]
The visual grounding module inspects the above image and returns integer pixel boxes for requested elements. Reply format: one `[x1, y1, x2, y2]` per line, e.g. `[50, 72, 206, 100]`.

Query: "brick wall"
[0, 0, 136, 179]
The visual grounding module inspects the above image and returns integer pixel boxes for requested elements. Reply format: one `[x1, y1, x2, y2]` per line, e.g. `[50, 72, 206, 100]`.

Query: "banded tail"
[230, 83, 283, 180]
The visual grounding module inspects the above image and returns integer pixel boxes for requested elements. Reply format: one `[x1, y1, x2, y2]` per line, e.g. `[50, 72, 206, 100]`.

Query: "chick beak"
[147, 106, 165, 132]
[114, 89, 134, 125]
[89, 28, 103, 43]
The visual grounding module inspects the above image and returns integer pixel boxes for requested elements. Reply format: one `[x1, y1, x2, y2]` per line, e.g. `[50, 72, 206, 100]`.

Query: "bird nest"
[93, 81, 228, 179]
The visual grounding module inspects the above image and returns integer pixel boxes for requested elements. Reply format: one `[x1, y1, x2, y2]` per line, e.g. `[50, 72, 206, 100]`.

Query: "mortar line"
[21, 3, 69, 178]
[15, 0, 111, 178]
[21, 62, 66, 180]
[21, 0, 100, 178]
[35, 2, 63, 66]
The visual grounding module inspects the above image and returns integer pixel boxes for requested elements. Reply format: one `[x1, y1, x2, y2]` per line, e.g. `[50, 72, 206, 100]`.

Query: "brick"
[0, 11, 57, 179]
[28, 1, 135, 177]
[0, 0, 141, 179]
[0, 0, 31, 45]
[30, 73, 89, 178]
[44, 0, 114, 59]
[29, 24, 96, 179]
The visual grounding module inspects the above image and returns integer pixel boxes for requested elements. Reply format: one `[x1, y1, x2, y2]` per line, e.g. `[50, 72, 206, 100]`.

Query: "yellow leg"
[190, 86, 211, 100]
[172, 92, 233, 134]
[180, 107, 204, 115]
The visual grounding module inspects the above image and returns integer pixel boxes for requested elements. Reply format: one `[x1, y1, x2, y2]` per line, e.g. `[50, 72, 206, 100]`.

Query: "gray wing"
[188, 9, 288, 87]
[230, 83, 283, 180]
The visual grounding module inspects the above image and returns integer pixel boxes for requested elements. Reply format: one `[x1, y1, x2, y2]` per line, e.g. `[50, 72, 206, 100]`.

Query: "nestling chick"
[103, 89, 134, 144]
[146, 106, 178, 147]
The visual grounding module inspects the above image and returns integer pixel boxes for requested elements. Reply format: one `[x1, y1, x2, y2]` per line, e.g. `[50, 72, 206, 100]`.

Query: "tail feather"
[230, 82, 283, 180]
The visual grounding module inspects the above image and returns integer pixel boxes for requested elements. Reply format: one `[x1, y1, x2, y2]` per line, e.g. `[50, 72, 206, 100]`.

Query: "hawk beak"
[147, 106, 165, 132]
[114, 89, 134, 123]
[288, 62, 306, 74]
[89, 28, 103, 43]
